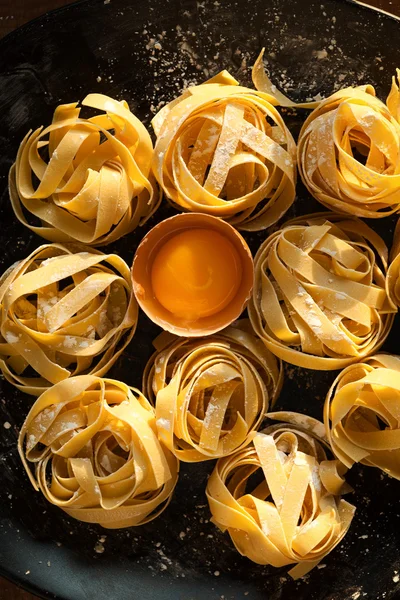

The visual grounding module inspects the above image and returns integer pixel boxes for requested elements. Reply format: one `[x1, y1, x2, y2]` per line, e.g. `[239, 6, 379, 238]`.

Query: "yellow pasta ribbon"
[297, 76, 400, 217]
[0, 244, 137, 395]
[18, 376, 179, 528]
[324, 353, 400, 478]
[386, 216, 400, 308]
[9, 94, 160, 246]
[251, 48, 320, 110]
[248, 212, 395, 370]
[206, 414, 355, 580]
[152, 70, 296, 231]
[142, 323, 283, 461]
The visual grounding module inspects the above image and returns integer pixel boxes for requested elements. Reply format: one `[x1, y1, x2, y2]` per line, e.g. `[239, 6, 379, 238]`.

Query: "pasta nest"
[0, 244, 137, 395]
[249, 212, 395, 370]
[143, 325, 283, 461]
[18, 376, 179, 528]
[151, 71, 296, 231]
[324, 353, 400, 478]
[297, 74, 400, 218]
[386, 218, 400, 309]
[9, 94, 160, 246]
[206, 412, 355, 580]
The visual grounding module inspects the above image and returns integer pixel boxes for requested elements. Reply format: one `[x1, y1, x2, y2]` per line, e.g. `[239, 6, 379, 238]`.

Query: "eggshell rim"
[131, 213, 254, 337]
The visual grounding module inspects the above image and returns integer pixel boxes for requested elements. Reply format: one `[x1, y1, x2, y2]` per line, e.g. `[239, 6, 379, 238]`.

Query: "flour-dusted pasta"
[0, 244, 137, 395]
[297, 76, 400, 217]
[9, 94, 160, 246]
[387, 69, 400, 123]
[249, 212, 396, 369]
[207, 413, 355, 579]
[324, 354, 400, 478]
[386, 215, 400, 309]
[18, 376, 179, 528]
[152, 70, 296, 231]
[143, 324, 283, 461]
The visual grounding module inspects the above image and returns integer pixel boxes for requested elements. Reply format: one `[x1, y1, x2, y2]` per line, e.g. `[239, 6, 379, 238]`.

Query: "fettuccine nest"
[248, 212, 395, 369]
[143, 324, 283, 461]
[19, 376, 179, 528]
[9, 94, 160, 246]
[206, 412, 355, 580]
[297, 71, 400, 217]
[0, 244, 137, 395]
[324, 354, 400, 478]
[152, 69, 296, 231]
[386, 217, 400, 308]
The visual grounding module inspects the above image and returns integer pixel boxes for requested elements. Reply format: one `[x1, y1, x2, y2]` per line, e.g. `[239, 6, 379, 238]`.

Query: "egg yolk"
[151, 228, 242, 320]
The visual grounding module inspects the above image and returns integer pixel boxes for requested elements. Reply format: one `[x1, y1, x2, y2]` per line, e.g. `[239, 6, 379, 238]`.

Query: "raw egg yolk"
[151, 228, 242, 320]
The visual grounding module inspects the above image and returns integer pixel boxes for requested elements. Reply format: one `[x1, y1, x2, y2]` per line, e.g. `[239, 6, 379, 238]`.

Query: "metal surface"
[0, 0, 400, 598]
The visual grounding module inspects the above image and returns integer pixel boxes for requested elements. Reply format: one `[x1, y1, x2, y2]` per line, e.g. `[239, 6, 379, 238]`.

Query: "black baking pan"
[1, 0, 400, 598]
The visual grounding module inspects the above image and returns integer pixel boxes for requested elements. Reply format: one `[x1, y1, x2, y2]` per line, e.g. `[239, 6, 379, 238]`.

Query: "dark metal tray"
[1, 0, 400, 598]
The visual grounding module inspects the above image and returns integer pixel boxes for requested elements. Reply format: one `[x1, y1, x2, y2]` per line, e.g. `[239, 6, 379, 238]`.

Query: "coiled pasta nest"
[207, 412, 355, 580]
[249, 212, 395, 369]
[0, 244, 137, 395]
[19, 376, 179, 528]
[152, 70, 296, 231]
[324, 353, 400, 478]
[143, 324, 283, 461]
[9, 94, 160, 246]
[297, 74, 400, 217]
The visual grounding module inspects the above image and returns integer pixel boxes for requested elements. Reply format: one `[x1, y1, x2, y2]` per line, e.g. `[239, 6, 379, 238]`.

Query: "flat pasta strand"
[206, 415, 355, 580]
[18, 376, 179, 528]
[324, 353, 400, 478]
[9, 94, 160, 246]
[142, 323, 283, 461]
[297, 74, 400, 217]
[251, 48, 320, 110]
[152, 71, 296, 231]
[0, 244, 137, 395]
[386, 215, 400, 307]
[248, 212, 396, 369]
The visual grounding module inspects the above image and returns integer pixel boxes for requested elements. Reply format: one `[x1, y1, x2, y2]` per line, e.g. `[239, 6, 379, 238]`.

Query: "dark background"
[0, 0, 399, 598]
